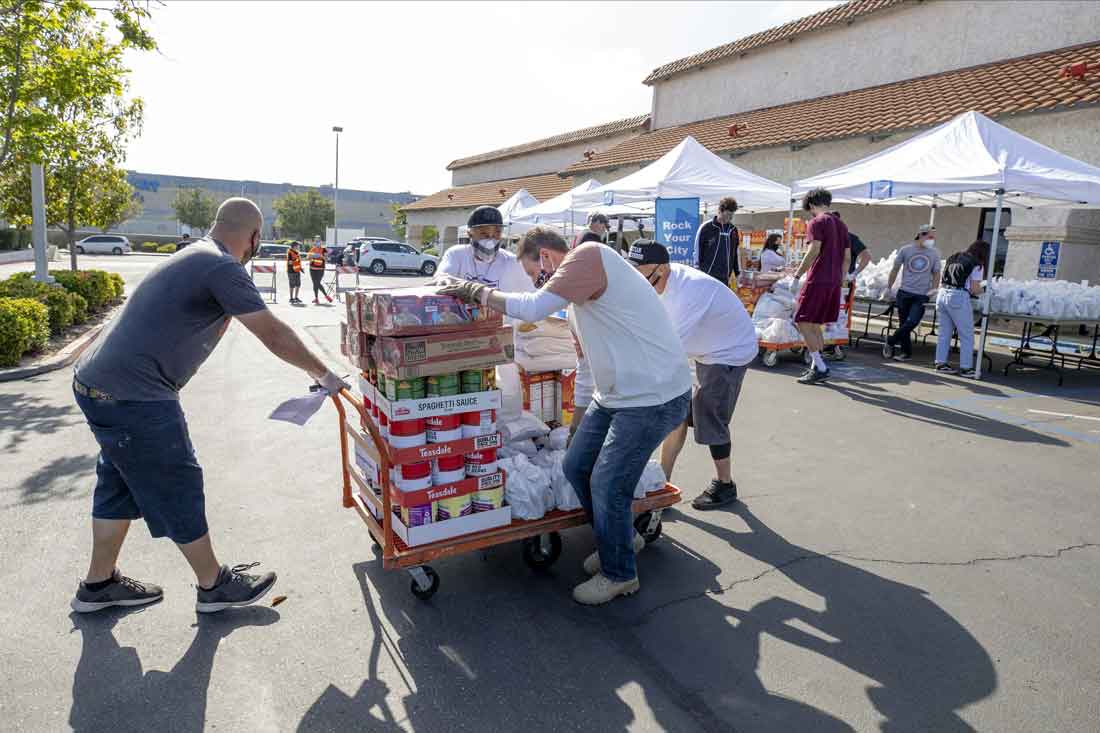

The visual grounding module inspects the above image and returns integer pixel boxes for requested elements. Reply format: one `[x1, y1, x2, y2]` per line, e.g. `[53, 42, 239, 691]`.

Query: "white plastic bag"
[499, 439, 539, 459]
[495, 363, 523, 423]
[502, 454, 554, 520]
[540, 450, 581, 511]
[751, 292, 791, 321]
[499, 412, 550, 443]
[634, 461, 667, 499]
[546, 426, 569, 451]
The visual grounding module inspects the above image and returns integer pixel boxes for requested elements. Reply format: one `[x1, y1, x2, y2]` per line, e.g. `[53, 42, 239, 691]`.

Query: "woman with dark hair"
[760, 234, 785, 272]
[933, 239, 989, 376]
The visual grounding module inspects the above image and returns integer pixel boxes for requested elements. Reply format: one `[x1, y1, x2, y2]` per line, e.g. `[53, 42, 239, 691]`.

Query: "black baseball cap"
[627, 239, 670, 266]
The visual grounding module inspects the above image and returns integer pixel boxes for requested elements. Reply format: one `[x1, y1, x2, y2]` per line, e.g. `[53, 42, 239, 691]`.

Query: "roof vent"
[728, 124, 744, 138]
[1061, 61, 1099, 80]
[447, 193, 454, 200]
[583, 149, 596, 160]
[499, 188, 507, 196]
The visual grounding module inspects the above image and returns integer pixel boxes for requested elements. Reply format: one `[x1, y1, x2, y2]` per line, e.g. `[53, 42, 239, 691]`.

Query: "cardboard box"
[349, 286, 504, 337]
[558, 369, 576, 426]
[388, 432, 502, 465]
[376, 388, 502, 421]
[519, 368, 560, 424]
[390, 504, 512, 547]
[390, 470, 504, 508]
[375, 327, 513, 379]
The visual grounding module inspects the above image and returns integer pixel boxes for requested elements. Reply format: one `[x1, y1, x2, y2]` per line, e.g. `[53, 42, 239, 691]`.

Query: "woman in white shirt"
[759, 234, 786, 272]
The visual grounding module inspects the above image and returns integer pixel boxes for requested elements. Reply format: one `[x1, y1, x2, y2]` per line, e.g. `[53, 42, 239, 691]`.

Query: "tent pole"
[929, 194, 937, 226]
[974, 189, 1004, 381]
[785, 197, 796, 265]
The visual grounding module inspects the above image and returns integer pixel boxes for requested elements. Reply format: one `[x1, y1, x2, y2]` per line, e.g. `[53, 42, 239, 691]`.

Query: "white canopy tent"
[497, 188, 540, 232]
[509, 179, 603, 230]
[573, 136, 792, 213]
[792, 110, 1100, 379]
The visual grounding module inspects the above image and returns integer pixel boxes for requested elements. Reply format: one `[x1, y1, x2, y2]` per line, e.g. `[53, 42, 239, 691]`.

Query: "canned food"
[434, 494, 473, 521]
[388, 417, 426, 448]
[393, 460, 432, 492]
[432, 454, 466, 485]
[460, 368, 494, 393]
[378, 411, 389, 440]
[426, 373, 460, 397]
[388, 377, 426, 401]
[425, 413, 462, 443]
[460, 409, 496, 438]
[465, 448, 498, 477]
[400, 504, 433, 527]
[471, 486, 504, 513]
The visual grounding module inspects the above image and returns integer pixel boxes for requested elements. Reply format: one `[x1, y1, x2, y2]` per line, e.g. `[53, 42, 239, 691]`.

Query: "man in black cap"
[437, 205, 533, 292]
[628, 240, 757, 509]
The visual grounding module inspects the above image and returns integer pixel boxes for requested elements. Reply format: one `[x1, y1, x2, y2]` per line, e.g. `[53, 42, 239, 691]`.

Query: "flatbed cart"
[748, 280, 856, 368]
[330, 389, 683, 600]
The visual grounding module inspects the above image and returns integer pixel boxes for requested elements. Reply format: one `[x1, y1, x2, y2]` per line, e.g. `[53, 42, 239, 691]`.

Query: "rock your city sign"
[655, 197, 699, 265]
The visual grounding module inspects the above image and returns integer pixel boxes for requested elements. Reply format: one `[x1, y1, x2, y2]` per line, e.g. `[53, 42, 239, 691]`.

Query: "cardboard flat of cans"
[346, 286, 504, 338]
[375, 327, 514, 379]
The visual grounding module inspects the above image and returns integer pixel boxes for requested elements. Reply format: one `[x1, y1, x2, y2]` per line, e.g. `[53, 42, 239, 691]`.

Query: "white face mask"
[473, 238, 500, 261]
[923, 238, 936, 248]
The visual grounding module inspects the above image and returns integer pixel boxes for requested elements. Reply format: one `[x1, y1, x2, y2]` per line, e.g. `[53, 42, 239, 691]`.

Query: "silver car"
[75, 234, 132, 255]
[357, 240, 438, 276]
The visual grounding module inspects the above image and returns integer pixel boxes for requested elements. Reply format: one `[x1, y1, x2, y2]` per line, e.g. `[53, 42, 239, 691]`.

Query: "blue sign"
[868, 180, 893, 199]
[1037, 241, 1060, 279]
[654, 197, 699, 265]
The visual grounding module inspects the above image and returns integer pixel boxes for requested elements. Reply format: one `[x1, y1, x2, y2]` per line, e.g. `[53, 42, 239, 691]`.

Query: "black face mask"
[534, 270, 552, 288]
[243, 233, 259, 264]
[646, 269, 662, 287]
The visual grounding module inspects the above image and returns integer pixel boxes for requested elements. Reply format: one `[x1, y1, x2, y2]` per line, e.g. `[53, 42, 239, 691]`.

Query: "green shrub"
[50, 270, 114, 311]
[141, 242, 160, 253]
[108, 272, 125, 302]
[421, 247, 438, 256]
[0, 229, 32, 251]
[0, 297, 49, 364]
[156, 244, 177, 254]
[70, 292, 88, 324]
[0, 276, 80, 334]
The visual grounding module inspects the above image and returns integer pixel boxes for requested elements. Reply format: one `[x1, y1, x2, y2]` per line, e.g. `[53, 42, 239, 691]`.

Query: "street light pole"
[332, 125, 342, 249]
[30, 162, 54, 283]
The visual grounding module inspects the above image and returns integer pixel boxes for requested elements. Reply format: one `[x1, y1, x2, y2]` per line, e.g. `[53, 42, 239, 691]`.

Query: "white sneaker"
[572, 573, 640, 605]
[583, 533, 646, 575]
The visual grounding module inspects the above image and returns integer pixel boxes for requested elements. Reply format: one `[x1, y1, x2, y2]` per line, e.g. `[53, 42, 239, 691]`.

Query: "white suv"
[357, 240, 438, 276]
[75, 234, 132, 255]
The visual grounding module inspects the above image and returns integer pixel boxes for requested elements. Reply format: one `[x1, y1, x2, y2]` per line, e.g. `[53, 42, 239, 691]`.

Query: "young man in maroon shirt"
[792, 188, 850, 384]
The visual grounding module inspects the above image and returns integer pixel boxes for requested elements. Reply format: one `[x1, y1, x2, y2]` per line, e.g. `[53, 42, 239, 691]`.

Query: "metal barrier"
[332, 265, 359, 292]
[250, 262, 278, 303]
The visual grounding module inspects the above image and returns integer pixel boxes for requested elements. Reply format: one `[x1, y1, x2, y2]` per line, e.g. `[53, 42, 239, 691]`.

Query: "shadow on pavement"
[14, 452, 97, 506]
[68, 605, 279, 732]
[661, 505, 998, 732]
[0, 389, 80, 452]
[825, 380, 1071, 446]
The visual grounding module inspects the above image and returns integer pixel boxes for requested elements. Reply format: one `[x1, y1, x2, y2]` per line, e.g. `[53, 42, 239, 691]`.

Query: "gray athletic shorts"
[687, 362, 747, 445]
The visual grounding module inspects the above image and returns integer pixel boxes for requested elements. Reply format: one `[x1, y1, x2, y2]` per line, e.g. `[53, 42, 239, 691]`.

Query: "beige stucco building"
[406, 0, 1100, 280]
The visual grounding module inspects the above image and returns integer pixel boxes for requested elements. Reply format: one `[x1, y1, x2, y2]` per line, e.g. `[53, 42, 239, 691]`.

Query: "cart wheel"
[522, 532, 563, 570]
[762, 350, 779, 368]
[882, 342, 894, 359]
[634, 512, 663, 545]
[409, 566, 440, 600]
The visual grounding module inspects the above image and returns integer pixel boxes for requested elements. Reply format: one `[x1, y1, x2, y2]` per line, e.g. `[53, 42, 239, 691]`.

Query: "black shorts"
[288, 271, 301, 287]
[688, 362, 747, 445]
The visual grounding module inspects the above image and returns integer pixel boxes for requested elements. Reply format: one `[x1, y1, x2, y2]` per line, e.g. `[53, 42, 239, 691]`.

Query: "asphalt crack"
[630, 542, 1100, 627]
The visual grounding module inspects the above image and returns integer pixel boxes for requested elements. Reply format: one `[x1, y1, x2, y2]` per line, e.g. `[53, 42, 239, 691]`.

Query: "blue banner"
[1037, 241, 1060, 279]
[655, 197, 699, 265]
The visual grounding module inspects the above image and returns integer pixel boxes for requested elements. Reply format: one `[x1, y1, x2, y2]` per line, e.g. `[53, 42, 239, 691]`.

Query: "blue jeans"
[563, 391, 690, 582]
[75, 387, 207, 544]
[935, 288, 975, 369]
[889, 290, 928, 356]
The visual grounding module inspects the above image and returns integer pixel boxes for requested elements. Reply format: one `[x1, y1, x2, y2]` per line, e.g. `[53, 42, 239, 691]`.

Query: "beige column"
[1003, 209, 1100, 283]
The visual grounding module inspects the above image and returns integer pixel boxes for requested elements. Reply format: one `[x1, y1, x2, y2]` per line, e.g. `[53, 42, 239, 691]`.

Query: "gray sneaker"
[71, 570, 163, 613]
[195, 562, 277, 614]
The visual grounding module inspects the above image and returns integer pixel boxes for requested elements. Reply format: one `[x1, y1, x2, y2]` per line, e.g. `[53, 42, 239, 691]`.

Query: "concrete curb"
[0, 320, 106, 382]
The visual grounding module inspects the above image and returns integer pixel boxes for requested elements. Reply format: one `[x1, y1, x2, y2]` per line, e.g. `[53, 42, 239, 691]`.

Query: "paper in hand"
[269, 391, 328, 426]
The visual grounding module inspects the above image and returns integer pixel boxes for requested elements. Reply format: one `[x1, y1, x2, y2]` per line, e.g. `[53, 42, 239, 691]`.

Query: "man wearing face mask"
[437, 206, 534, 294]
[693, 197, 741, 285]
[884, 224, 942, 361]
[70, 198, 348, 616]
[440, 228, 690, 606]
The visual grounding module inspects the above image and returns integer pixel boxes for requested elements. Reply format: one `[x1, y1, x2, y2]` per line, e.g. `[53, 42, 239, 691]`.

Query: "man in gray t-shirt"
[70, 198, 348, 617]
[885, 224, 942, 360]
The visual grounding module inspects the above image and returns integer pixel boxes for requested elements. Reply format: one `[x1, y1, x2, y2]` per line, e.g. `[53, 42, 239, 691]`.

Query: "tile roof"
[446, 115, 649, 170]
[403, 172, 577, 212]
[643, 0, 909, 85]
[568, 43, 1100, 174]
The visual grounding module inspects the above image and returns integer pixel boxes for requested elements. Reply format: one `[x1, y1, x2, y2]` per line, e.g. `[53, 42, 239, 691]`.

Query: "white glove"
[316, 370, 351, 395]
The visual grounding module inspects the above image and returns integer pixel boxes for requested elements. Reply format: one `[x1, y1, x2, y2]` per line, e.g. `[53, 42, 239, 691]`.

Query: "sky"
[121, 1, 840, 196]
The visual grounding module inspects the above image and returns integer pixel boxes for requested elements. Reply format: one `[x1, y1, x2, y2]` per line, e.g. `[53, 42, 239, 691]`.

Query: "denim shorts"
[75, 386, 207, 544]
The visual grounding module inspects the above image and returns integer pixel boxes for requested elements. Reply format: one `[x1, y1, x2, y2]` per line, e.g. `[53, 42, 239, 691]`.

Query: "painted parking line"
[1026, 409, 1100, 422]
[940, 394, 1100, 445]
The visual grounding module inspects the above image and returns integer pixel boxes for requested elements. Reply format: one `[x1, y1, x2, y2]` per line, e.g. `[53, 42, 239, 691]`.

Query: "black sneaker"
[195, 562, 277, 614]
[692, 480, 738, 510]
[934, 363, 957, 374]
[71, 570, 163, 613]
[797, 367, 829, 384]
[958, 367, 976, 378]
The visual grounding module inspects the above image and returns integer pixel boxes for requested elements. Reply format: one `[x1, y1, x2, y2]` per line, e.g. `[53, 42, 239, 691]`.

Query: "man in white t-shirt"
[437, 206, 533, 293]
[440, 227, 691, 606]
[628, 240, 757, 511]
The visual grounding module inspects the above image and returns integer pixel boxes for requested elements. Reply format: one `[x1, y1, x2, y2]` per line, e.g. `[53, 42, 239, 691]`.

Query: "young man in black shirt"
[693, 197, 740, 285]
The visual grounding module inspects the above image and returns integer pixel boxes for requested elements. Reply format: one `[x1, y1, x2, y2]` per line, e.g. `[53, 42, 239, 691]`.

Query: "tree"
[0, 0, 155, 269]
[274, 190, 334, 240]
[172, 188, 217, 235]
[420, 225, 438, 246]
[390, 202, 407, 240]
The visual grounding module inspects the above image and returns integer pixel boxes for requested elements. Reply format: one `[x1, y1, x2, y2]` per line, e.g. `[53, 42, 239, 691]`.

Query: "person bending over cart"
[440, 227, 691, 606]
[70, 198, 349, 615]
[628, 240, 757, 510]
[792, 188, 850, 384]
[934, 239, 988, 377]
[884, 224, 941, 361]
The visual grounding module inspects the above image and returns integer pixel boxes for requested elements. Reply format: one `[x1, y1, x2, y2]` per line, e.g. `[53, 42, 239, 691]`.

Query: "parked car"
[255, 242, 291, 260]
[357, 240, 438, 276]
[74, 234, 132, 255]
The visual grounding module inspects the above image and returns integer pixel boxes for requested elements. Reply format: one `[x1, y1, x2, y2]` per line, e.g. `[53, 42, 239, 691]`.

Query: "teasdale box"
[375, 326, 514, 379]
